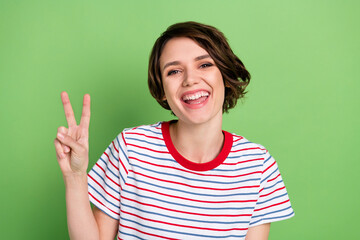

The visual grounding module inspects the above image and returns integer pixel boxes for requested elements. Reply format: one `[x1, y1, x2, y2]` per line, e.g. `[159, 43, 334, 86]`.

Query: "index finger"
[61, 91, 77, 127]
[79, 93, 91, 129]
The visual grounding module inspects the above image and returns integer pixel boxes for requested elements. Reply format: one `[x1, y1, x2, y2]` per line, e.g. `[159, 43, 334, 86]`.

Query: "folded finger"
[54, 138, 66, 159]
[57, 126, 70, 152]
[56, 132, 84, 154]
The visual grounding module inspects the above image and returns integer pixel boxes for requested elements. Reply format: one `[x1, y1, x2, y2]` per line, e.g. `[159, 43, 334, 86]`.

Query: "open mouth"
[181, 90, 210, 105]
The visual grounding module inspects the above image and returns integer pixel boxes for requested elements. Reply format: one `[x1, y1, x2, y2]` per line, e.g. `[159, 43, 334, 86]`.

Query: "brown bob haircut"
[148, 21, 251, 113]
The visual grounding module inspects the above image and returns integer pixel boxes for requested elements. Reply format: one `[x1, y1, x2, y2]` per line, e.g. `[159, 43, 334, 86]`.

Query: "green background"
[1, 0, 359, 239]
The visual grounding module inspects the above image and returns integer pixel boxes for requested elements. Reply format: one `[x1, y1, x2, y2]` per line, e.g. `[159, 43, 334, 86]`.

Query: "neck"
[169, 116, 224, 164]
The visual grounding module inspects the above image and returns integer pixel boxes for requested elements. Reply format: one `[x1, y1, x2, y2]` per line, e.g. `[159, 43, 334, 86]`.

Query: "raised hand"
[54, 92, 91, 177]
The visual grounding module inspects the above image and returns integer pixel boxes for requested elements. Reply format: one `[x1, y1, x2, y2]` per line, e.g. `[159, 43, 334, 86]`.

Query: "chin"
[176, 110, 222, 126]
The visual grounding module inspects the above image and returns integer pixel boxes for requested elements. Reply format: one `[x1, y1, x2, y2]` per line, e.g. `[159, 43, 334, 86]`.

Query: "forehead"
[159, 37, 209, 68]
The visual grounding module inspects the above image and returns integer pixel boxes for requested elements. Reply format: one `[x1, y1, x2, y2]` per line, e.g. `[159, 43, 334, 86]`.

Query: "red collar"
[161, 121, 233, 171]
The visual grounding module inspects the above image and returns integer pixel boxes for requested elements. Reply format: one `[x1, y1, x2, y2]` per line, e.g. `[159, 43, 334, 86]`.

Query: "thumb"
[56, 132, 86, 155]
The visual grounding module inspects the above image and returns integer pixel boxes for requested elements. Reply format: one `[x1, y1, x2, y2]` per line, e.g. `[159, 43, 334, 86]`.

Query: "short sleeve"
[249, 149, 295, 226]
[87, 132, 130, 220]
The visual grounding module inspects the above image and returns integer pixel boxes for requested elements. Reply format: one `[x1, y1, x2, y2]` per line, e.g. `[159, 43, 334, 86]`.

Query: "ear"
[162, 95, 167, 101]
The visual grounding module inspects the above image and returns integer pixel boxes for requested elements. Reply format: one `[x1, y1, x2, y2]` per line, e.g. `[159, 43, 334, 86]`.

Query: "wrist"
[63, 172, 88, 188]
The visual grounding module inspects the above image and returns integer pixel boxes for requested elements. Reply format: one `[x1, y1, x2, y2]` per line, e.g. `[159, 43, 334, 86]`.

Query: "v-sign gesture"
[54, 91, 91, 177]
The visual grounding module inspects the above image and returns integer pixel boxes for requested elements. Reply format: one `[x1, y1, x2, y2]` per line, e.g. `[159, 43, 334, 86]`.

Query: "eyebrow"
[162, 54, 211, 71]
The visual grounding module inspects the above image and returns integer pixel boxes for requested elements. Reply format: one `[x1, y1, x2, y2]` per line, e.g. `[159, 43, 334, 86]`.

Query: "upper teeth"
[182, 91, 209, 101]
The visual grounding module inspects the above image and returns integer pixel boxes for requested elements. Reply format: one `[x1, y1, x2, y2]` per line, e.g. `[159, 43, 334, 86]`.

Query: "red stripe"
[121, 195, 251, 217]
[129, 156, 261, 178]
[88, 174, 120, 201]
[127, 143, 168, 154]
[126, 132, 163, 141]
[121, 209, 248, 232]
[88, 192, 119, 215]
[230, 147, 264, 153]
[129, 169, 259, 191]
[126, 183, 257, 204]
[233, 136, 244, 142]
[112, 141, 119, 153]
[132, 125, 145, 130]
[254, 199, 290, 212]
[119, 157, 128, 175]
[119, 223, 179, 240]
[268, 173, 281, 182]
[95, 162, 105, 173]
[262, 160, 276, 174]
[104, 152, 119, 171]
[222, 158, 264, 166]
[121, 132, 127, 145]
[119, 133, 129, 175]
[260, 186, 285, 198]
[106, 173, 121, 188]
[95, 162, 122, 188]
[94, 162, 121, 188]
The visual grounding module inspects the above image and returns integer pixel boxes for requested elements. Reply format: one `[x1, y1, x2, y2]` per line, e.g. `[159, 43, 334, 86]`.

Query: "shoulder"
[230, 132, 268, 156]
[119, 122, 164, 143]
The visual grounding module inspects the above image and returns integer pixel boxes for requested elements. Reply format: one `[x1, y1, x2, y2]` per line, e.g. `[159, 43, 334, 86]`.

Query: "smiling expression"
[160, 37, 225, 125]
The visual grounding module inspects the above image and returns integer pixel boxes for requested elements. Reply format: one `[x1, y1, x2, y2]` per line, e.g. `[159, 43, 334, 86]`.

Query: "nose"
[182, 68, 200, 87]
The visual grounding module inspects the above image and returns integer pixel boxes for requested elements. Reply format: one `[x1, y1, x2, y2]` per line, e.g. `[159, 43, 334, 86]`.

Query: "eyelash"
[167, 70, 179, 76]
[200, 63, 213, 68]
[167, 63, 213, 76]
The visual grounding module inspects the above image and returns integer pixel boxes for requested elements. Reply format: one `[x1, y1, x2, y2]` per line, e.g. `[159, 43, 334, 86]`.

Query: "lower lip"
[181, 95, 210, 109]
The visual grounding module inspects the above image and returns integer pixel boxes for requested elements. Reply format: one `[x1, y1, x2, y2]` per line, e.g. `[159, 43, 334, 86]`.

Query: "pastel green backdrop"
[0, 0, 359, 239]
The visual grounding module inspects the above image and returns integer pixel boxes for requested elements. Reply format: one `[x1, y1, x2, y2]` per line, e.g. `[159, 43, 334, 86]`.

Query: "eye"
[167, 70, 180, 76]
[200, 63, 213, 68]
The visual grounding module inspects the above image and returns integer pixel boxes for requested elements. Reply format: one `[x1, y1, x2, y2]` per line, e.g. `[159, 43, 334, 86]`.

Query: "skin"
[55, 37, 270, 239]
[160, 37, 271, 238]
[54, 92, 118, 239]
[160, 37, 225, 163]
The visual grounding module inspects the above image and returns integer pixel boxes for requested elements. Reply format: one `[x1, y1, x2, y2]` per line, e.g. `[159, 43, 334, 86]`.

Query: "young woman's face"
[160, 37, 225, 125]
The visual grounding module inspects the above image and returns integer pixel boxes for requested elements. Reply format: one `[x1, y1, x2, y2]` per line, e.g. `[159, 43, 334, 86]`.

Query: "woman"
[54, 21, 294, 240]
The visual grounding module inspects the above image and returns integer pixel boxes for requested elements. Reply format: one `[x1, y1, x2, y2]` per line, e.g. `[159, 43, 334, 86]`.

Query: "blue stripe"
[123, 189, 255, 211]
[89, 198, 119, 220]
[263, 179, 283, 191]
[89, 168, 120, 195]
[227, 153, 264, 159]
[128, 149, 175, 162]
[131, 162, 260, 185]
[213, 164, 263, 172]
[264, 155, 272, 164]
[116, 136, 129, 164]
[257, 192, 288, 205]
[118, 230, 146, 240]
[88, 184, 120, 209]
[128, 149, 262, 173]
[121, 216, 246, 239]
[128, 176, 258, 198]
[121, 202, 253, 224]
[249, 208, 294, 225]
[261, 168, 278, 184]
[127, 137, 166, 147]
[98, 156, 124, 184]
[233, 141, 251, 147]
[134, 126, 162, 135]
[108, 146, 118, 162]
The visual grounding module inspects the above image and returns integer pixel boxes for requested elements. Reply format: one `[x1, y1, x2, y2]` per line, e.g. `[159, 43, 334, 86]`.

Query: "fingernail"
[57, 133, 64, 140]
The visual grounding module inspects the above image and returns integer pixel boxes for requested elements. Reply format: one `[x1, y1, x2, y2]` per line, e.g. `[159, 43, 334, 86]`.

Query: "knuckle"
[57, 126, 67, 133]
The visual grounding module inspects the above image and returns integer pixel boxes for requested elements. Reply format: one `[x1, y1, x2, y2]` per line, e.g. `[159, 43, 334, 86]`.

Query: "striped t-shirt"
[88, 121, 294, 239]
